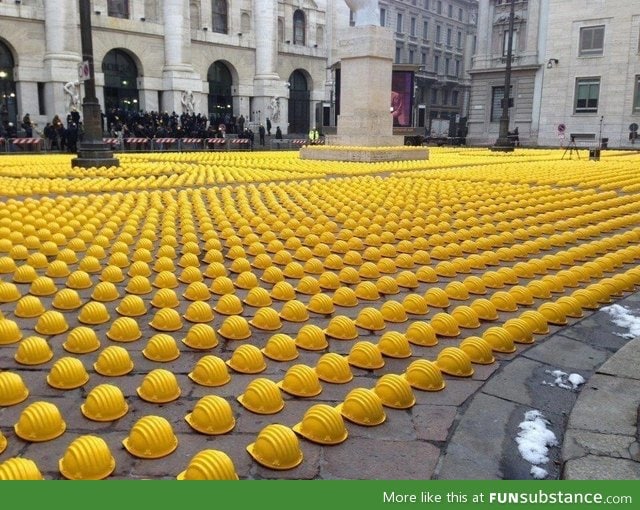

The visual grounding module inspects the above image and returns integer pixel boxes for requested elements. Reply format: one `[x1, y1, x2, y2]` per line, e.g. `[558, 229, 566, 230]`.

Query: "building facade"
[0, 0, 345, 135]
[469, 0, 640, 148]
[379, 0, 478, 136]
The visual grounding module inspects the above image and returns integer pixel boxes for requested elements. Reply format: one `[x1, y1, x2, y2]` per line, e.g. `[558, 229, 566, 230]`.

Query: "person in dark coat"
[266, 117, 272, 136]
[275, 126, 283, 140]
[258, 124, 266, 146]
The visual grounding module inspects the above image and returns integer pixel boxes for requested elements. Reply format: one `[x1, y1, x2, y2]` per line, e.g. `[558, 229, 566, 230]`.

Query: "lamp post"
[71, 0, 119, 168]
[492, 0, 515, 152]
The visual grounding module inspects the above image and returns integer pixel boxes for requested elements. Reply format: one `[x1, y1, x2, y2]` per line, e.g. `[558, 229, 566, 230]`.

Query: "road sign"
[78, 61, 90, 82]
[558, 133, 565, 140]
[557, 123, 566, 133]
[629, 123, 638, 132]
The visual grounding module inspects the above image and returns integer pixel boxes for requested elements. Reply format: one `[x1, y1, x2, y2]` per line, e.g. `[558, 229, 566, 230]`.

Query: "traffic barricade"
[179, 138, 204, 151]
[10, 138, 43, 152]
[206, 138, 227, 150]
[124, 137, 151, 151]
[152, 138, 179, 151]
[229, 138, 251, 150]
[103, 138, 120, 149]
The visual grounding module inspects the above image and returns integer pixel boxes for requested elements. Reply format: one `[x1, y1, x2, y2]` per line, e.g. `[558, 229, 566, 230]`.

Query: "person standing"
[266, 117, 272, 136]
[258, 124, 266, 146]
[22, 113, 33, 137]
[238, 114, 245, 133]
[275, 126, 283, 140]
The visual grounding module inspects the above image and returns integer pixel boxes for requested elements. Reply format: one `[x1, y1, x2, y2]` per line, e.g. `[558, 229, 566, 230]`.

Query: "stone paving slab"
[563, 455, 640, 480]
[596, 338, 640, 380]
[523, 334, 610, 372]
[562, 429, 639, 461]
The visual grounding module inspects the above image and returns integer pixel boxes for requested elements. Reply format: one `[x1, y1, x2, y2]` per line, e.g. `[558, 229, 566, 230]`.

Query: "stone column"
[162, 0, 202, 113]
[44, 0, 81, 119]
[474, 0, 491, 67]
[252, 0, 283, 129]
[330, 25, 402, 147]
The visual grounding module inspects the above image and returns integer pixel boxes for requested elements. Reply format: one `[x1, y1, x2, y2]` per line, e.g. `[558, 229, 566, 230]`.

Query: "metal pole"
[492, 0, 515, 152]
[72, 0, 119, 168]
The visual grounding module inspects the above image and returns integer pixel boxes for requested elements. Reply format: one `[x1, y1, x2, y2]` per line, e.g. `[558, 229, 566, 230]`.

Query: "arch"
[101, 49, 140, 112]
[288, 69, 310, 133]
[207, 60, 234, 121]
[212, 0, 228, 34]
[293, 10, 306, 45]
[190, 1, 201, 29]
[0, 39, 17, 129]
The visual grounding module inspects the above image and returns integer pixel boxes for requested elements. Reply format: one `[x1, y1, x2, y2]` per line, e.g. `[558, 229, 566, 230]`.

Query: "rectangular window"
[396, 47, 402, 63]
[448, 4, 453, 18]
[421, 52, 427, 65]
[434, 55, 440, 73]
[443, 90, 449, 105]
[431, 88, 438, 104]
[423, 21, 429, 40]
[436, 25, 441, 43]
[452, 90, 459, 106]
[411, 17, 417, 36]
[447, 28, 452, 46]
[458, 8, 463, 22]
[425, 0, 430, 9]
[108, 0, 129, 19]
[575, 78, 600, 113]
[397, 13, 403, 33]
[579, 26, 605, 56]
[491, 86, 512, 122]
[380, 8, 386, 27]
[457, 31, 462, 48]
[455, 60, 461, 77]
[634, 76, 640, 112]
[409, 50, 415, 63]
[445, 57, 450, 75]
[503, 30, 516, 56]
[437, 1, 442, 15]
[37, 82, 46, 116]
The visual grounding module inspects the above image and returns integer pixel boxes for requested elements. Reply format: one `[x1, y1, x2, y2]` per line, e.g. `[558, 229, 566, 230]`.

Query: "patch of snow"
[530, 466, 548, 479]
[542, 369, 585, 391]
[516, 410, 558, 467]
[601, 304, 640, 339]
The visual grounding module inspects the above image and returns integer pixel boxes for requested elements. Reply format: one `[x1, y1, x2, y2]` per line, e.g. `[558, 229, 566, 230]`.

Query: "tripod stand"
[562, 139, 580, 160]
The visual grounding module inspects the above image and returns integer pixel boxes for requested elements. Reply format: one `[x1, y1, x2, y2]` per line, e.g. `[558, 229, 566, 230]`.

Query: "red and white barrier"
[10, 138, 43, 151]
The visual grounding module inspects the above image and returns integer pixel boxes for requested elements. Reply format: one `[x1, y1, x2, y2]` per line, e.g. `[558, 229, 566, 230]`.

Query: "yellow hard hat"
[315, 352, 353, 383]
[149, 307, 183, 332]
[0, 318, 22, 345]
[503, 318, 535, 344]
[137, 368, 181, 404]
[188, 355, 230, 387]
[246, 424, 303, 470]
[185, 395, 235, 435]
[15, 335, 54, 365]
[81, 384, 128, 422]
[151, 288, 180, 308]
[405, 321, 438, 347]
[295, 324, 329, 350]
[278, 364, 322, 397]
[14, 401, 66, 442]
[143, 334, 181, 362]
[63, 326, 101, 354]
[0, 458, 44, 480]
[459, 336, 495, 364]
[337, 388, 386, 426]
[0, 371, 29, 406]
[377, 331, 412, 358]
[122, 415, 178, 459]
[34, 310, 69, 335]
[93, 345, 134, 376]
[424, 287, 450, 308]
[436, 347, 474, 377]
[226, 344, 267, 374]
[237, 378, 284, 414]
[374, 374, 416, 409]
[47, 357, 89, 390]
[347, 341, 385, 369]
[482, 326, 516, 353]
[355, 307, 386, 331]
[177, 449, 239, 480]
[262, 333, 299, 361]
[293, 404, 348, 445]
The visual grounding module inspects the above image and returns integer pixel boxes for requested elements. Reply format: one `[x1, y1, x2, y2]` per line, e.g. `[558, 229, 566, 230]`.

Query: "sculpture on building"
[181, 90, 196, 114]
[63, 81, 80, 113]
[344, 0, 380, 26]
[270, 96, 281, 122]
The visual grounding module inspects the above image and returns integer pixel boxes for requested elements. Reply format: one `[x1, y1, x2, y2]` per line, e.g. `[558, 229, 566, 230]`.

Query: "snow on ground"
[601, 304, 640, 339]
[516, 410, 558, 479]
[542, 369, 585, 390]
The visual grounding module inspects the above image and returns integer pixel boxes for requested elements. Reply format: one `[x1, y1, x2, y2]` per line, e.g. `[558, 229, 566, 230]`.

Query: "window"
[37, 82, 46, 115]
[349, 10, 355, 27]
[436, 25, 441, 43]
[434, 55, 440, 73]
[411, 17, 416, 36]
[634, 76, 640, 112]
[293, 9, 305, 45]
[579, 26, 605, 56]
[443, 90, 449, 105]
[409, 49, 415, 63]
[431, 89, 438, 104]
[448, 4, 453, 18]
[458, 8, 463, 22]
[446, 28, 452, 46]
[380, 8, 386, 27]
[437, 1, 442, 15]
[455, 60, 461, 76]
[452, 90, 459, 106]
[396, 47, 402, 63]
[107, 0, 129, 19]
[575, 78, 600, 113]
[397, 13, 403, 33]
[212, 0, 228, 34]
[421, 52, 427, 64]
[423, 21, 429, 40]
[491, 86, 512, 122]
[457, 31, 462, 48]
[445, 57, 450, 75]
[503, 30, 516, 56]
[241, 13, 251, 33]
[425, 0, 429, 9]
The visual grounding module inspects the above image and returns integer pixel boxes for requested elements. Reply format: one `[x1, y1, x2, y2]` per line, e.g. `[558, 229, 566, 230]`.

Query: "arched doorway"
[0, 40, 17, 130]
[102, 49, 139, 111]
[207, 61, 233, 123]
[288, 70, 310, 134]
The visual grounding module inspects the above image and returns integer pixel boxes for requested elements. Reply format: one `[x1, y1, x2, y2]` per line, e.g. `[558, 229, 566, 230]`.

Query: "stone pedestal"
[328, 25, 403, 148]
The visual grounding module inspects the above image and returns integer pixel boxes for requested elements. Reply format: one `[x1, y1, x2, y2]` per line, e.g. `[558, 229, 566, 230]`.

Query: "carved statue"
[63, 81, 80, 113]
[344, 0, 380, 26]
[270, 96, 281, 122]
[181, 89, 196, 114]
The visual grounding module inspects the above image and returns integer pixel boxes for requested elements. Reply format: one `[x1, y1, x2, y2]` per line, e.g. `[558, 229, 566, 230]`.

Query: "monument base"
[72, 141, 120, 168]
[300, 145, 429, 162]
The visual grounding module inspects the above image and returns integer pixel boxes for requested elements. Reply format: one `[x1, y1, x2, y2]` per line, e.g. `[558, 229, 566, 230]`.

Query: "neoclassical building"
[468, 0, 640, 148]
[0, 0, 350, 134]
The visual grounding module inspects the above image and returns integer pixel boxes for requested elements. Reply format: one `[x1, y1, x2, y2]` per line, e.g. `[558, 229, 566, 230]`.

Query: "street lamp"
[71, 0, 119, 168]
[492, 0, 516, 152]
